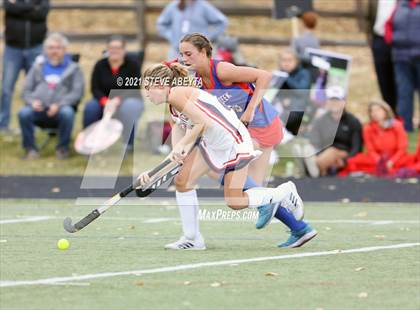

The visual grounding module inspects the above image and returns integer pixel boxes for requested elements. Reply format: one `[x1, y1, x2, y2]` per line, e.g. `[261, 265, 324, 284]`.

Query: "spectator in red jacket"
[343, 100, 411, 176]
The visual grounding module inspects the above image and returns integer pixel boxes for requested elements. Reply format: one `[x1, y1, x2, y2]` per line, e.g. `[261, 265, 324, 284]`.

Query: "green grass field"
[0, 199, 419, 310]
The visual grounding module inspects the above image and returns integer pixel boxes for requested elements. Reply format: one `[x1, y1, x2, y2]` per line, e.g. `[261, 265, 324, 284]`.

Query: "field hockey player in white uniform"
[138, 62, 304, 250]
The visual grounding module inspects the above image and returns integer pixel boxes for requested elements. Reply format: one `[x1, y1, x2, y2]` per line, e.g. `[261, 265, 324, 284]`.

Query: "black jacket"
[91, 56, 141, 101]
[4, 0, 49, 48]
[309, 111, 363, 159]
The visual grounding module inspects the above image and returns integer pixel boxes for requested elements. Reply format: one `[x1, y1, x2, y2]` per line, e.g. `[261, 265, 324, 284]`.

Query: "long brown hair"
[180, 32, 213, 58]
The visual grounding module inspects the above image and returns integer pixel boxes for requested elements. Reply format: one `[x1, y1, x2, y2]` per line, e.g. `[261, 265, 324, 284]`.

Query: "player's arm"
[169, 117, 186, 146]
[168, 88, 210, 162]
[216, 62, 272, 124]
[172, 113, 206, 161]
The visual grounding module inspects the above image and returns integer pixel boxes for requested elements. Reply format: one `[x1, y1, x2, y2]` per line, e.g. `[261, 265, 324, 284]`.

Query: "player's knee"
[174, 174, 189, 192]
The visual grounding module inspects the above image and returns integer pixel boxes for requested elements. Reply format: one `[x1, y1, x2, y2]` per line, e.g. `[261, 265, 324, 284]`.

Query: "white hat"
[326, 86, 345, 100]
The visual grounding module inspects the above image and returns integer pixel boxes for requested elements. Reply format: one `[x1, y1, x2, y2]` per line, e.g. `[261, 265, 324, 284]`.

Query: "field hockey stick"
[135, 141, 196, 197]
[63, 158, 173, 233]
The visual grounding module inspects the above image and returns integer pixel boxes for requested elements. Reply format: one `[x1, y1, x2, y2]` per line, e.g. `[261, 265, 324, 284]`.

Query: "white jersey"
[169, 89, 256, 172]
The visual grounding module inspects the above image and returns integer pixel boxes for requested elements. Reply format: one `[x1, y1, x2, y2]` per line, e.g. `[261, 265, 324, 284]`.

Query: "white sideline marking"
[45, 282, 91, 286]
[0, 216, 53, 225]
[1, 243, 419, 288]
[1, 216, 418, 225]
[293, 220, 420, 225]
[104, 217, 420, 225]
[142, 217, 178, 224]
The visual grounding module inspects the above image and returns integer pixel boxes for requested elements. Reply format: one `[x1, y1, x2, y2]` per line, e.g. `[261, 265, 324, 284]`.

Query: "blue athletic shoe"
[256, 203, 280, 229]
[278, 224, 317, 248]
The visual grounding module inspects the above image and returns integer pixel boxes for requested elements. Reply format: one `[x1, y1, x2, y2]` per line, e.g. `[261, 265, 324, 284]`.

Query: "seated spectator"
[342, 100, 411, 176]
[272, 49, 311, 130]
[297, 86, 363, 177]
[291, 11, 320, 60]
[83, 35, 144, 152]
[395, 133, 420, 177]
[18, 33, 84, 160]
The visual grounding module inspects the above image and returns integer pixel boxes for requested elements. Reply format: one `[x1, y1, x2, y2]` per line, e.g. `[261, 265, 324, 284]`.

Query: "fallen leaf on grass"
[210, 282, 221, 287]
[265, 272, 279, 277]
[135, 281, 144, 287]
[183, 281, 191, 285]
[355, 267, 365, 272]
[374, 235, 386, 240]
[128, 225, 135, 230]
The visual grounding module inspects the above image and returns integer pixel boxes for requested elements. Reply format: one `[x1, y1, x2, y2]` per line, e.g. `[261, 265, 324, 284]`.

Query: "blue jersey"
[197, 59, 278, 128]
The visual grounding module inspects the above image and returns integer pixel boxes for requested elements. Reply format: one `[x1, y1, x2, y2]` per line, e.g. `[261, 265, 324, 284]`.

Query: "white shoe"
[164, 235, 206, 250]
[277, 181, 304, 221]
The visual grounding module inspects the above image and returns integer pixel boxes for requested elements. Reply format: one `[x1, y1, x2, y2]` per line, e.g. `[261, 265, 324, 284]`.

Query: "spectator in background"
[18, 33, 84, 160]
[273, 49, 311, 127]
[367, 0, 397, 114]
[394, 133, 420, 177]
[297, 86, 363, 177]
[291, 11, 320, 60]
[385, 0, 420, 132]
[157, 0, 227, 59]
[82, 35, 144, 152]
[342, 100, 411, 176]
[0, 0, 49, 134]
[406, 134, 420, 175]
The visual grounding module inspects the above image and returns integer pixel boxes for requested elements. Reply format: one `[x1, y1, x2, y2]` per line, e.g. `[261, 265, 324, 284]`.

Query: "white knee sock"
[245, 184, 289, 208]
[176, 189, 200, 240]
